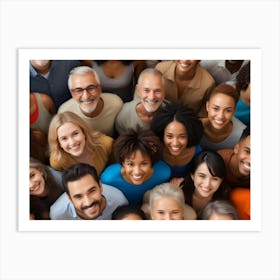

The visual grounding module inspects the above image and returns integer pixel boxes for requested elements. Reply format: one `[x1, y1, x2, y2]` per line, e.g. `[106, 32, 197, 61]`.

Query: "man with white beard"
[115, 68, 167, 135]
[30, 60, 81, 109]
[58, 66, 123, 138]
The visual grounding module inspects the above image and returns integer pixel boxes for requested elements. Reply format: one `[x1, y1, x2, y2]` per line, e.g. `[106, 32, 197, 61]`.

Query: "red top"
[30, 93, 39, 124]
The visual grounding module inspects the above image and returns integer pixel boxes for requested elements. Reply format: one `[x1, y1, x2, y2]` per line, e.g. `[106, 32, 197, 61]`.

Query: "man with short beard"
[115, 68, 167, 135]
[58, 66, 123, 137]
[50, 163, 128, 220]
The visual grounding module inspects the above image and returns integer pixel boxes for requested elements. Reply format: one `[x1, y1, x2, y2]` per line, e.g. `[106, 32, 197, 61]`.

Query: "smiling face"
[29, 167, 46, 197]
[206, 93, 236, 130]
[57, 122, 86, 157]
[176, 60, 199, 76]
[70, 72, 101, 114]
[67, 174, 104, 220]
[151, 196, 184, 220]
[234, 135, 251, 177]
[164, 120, 188, 156]
[137, 73, 165, 112]
[191, 162, 223, 199]
[122, 150, 153, 185]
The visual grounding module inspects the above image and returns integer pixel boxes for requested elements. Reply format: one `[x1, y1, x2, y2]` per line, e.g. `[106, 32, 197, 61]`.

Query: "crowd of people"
[29, 59, 251, 221]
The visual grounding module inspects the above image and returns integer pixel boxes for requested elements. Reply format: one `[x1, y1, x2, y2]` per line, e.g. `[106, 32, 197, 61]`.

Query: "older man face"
[137, 73, 165, 112]
[70, 72, 101, 115]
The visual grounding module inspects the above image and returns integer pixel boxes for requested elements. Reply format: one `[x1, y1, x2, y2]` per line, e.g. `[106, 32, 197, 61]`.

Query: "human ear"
[234, 143, 240, 154]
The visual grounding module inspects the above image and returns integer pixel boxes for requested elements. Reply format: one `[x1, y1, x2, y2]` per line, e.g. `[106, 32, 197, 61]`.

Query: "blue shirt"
[100, 160, 171, 205]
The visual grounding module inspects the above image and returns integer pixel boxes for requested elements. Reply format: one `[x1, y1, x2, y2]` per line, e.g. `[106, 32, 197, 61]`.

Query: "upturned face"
[176, 60, 199, 75]
[191, 162, 223, 199]
[206, 93, 236, 130]
[137, 73, 165, 113]
[57, 122, 86, 157]
[151, 196, 184, 220]
[29, 167, 46, 197]
[70, 73, 101, 114]
[122, 150, 153, 185]
[164, 120, 188, 156]
[234, 135, 251, 177]
[67, 174, 104, 220]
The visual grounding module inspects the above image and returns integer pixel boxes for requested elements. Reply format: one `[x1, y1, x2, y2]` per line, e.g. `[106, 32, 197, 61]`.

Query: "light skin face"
[164, 121, 188, 156]
[234, 135, 251, 177]
[67, 174, 104, 220]
[176, 60, 199, 76]
[206, 93, 236, 130]
[122, 150, 154, 185]
[191, 162, 223, 199]
[208, 212, 233, 220]
[29, 167, 46, 197]
[57, 122, 86, 157]
[70, 72, 101, 114]
[151, 196, 184, 220]
[137, 73, 165, 112]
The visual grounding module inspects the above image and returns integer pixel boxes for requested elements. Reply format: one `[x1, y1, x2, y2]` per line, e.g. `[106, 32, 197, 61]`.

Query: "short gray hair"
[137, 68, 165, 86]
[68, 66, 101, 90]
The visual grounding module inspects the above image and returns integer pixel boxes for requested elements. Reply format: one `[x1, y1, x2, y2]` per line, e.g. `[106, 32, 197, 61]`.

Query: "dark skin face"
[225, 60, 244, 74]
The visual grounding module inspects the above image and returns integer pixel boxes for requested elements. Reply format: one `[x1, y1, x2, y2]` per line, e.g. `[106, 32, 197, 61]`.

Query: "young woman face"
[164, 120, 188, 156]
[122, 150, 153, 185]
[57, 122, 86, 157]
[29, 167, 46, 197]
[206, 93, 236, 130]
[151, 196, 184, 220]
[191, 162, 223, 199]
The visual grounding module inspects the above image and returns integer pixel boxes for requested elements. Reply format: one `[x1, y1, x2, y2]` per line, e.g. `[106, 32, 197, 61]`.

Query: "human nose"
[83, 195, 91, 206]
[164, 213, 171, 220]
[133, 165, 141, 174]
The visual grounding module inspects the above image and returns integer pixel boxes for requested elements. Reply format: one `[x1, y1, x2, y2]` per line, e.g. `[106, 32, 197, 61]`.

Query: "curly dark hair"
[151, 102, 203, 147]
[113, 127, 163, 164]
[236, 61, 250, 94]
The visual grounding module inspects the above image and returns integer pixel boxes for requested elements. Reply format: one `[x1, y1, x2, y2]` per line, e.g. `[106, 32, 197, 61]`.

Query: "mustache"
[81, 198, 102, 211]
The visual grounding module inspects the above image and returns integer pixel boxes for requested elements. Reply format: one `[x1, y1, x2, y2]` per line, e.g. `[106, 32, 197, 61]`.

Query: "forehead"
[140, 73, 163, 86]
[195, 162, 211, 174]
[164, 120, 187, 133]
[153, 196, 182, 209]
[124, 150, 151, 162]
[68, 174, 100, 195]
[57, 122, 82, 135]
[209, 93, 235, 104]
[240, 135, 251, 147]
[72, 72, 97, 85]
[30, 166, 40, 173]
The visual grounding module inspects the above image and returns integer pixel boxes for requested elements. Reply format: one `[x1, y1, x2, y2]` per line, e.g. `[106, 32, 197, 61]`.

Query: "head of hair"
[96, 60, 132, 66]
[48, 111, 102, 162]
[149, 182, 185, 210]
[198, 200, 239, 220]
[112, 205, 147, 220]
[113, 128, 162, 164]
[68, 66, 101, 90]
[180, 151, 230, 206]
[208, 83, 239, 104]
[62, 163, 100, 194]
[137, 68, 165, 87]
[236, 61, 250, 94]
[239, 124, 250, 142]
[29, 157, 63, 202]
[151, 102, 203, 147]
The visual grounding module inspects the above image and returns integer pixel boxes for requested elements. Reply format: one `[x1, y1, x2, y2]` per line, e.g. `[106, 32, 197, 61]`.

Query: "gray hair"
[199, 200, 239, 220]
[137, 68, 165, 86]
[68, 66, 101, 90]
[149, 182, 185, 209]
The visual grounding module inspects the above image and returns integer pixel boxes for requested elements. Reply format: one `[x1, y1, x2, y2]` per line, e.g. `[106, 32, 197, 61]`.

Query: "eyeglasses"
[71, 84, 99, 96]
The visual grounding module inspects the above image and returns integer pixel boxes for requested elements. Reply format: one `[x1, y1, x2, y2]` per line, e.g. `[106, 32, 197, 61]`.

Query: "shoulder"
[50, 193, 73, 219]
[57, 98, 76, 113]
[102, 93, 123, 108]
[102, 183, 128, 201]
[153, 161, 171, 176]
[155, 60, 174, 72]
[197, 66, 215, 84]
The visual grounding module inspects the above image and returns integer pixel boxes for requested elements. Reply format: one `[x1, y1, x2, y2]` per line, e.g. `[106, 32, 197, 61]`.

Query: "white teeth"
[215, 120, 224, 125]
[133, 175, 142, 180]
[171, 147, 180, 152]
[243, 162, 250, 170]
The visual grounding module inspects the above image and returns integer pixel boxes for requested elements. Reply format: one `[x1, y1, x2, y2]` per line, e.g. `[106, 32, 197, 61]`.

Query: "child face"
[206, 93, 236, 130]
[57, 122, 86, 157]
[151, 196, 184, 220]
[164, 120, 188, 156]
[122, 150, 153, 185]
[191, 162, 223, 198]
[234, 135, 251, 176]
[29, 167, 46, 197]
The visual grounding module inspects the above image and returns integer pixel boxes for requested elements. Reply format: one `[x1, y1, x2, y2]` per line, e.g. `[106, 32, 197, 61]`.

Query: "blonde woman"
[48, 111, 113, 175]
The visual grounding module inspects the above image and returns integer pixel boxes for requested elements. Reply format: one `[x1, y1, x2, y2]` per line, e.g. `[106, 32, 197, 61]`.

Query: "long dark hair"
[180, 151, 230, 206]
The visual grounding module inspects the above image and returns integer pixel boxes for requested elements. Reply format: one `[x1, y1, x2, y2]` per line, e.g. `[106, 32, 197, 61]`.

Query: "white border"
[19, 49, 262, 232]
